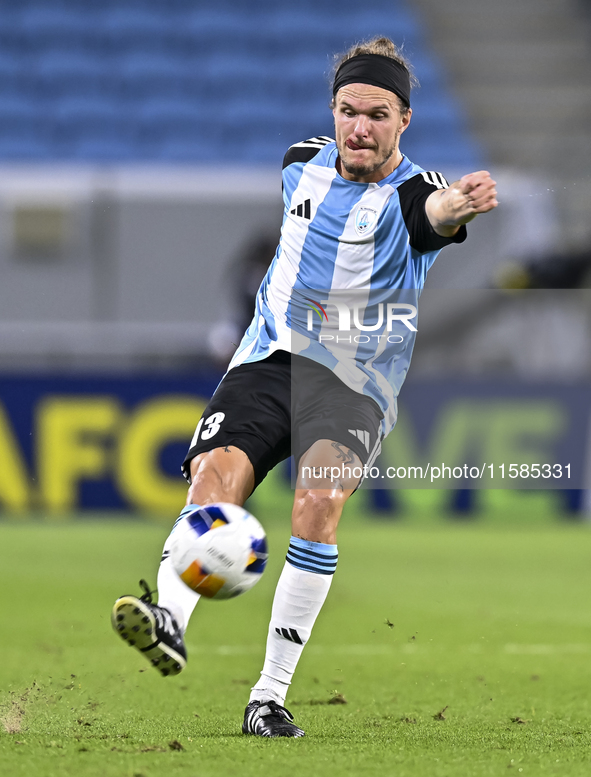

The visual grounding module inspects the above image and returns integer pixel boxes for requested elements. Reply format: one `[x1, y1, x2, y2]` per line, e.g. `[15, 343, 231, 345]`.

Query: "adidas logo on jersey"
[420, 171, 449, 189]
[290, 199, 311, 219]
[289, 136, 333, 150]
[349, 429, 370, 452]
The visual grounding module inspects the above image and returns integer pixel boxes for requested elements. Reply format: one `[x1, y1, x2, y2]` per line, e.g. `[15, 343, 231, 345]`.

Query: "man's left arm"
[425, 171, 498, 238]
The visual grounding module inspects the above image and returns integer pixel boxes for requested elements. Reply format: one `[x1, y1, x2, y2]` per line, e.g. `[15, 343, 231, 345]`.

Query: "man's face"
[333, 83, 411, 183]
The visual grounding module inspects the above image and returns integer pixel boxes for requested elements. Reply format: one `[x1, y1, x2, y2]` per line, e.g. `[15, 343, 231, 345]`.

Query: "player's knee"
[190, 450, 222, 479]
[187, 448, 254, 506]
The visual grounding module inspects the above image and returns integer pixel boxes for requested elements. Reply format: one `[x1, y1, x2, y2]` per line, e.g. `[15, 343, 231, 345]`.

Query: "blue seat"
[0, 136, 51, 160]
[119, 52, 190, 99]
[0, 9, 23, 54]
[182, 9, 261, 41]
[201, 53, 268, 83]
[335, 14, 421, 43]
[136, 97, 206, 154]
[407, 51, 447, 89]
[0, 52, 34, 96]
[410, 91, 464, 123]
[18, 6, 98, 53]
[175, 19, 263, 61]
[67, 136, 135, 161]
[102, 7, 175, 54]
[275, 53, 334, 101]
[238, 113, 333, 153]
[0, 53, 22, 78]
[138, 97, 205, 127]
[54, 95, 128, 123]
[52, 96, 134, 156]
[0, 95, 49, 159]
[0, 0, 485, 167]
[0, 96, 43, 135]
[35, 51, 110, 98]
[153, 136, 228, 163]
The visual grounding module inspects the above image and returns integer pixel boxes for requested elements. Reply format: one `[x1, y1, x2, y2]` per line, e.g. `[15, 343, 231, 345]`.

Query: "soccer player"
[112, 37, 497, 738]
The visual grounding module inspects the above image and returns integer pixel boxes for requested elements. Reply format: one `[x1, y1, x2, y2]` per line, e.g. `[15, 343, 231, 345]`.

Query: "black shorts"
[182, 351, 384, 490]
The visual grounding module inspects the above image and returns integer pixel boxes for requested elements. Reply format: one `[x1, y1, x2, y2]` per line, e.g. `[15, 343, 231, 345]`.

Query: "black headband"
[332, 53, 411, 108]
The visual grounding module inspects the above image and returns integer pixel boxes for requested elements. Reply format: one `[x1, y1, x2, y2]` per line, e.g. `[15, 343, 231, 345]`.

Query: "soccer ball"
[169, 503, 268, 600]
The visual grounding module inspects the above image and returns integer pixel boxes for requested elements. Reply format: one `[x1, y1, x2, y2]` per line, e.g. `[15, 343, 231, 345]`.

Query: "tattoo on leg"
[224, 446, 231, 453]
[331, 442, 356, 465]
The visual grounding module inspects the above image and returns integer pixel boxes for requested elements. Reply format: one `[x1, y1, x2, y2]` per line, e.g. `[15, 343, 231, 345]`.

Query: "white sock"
[250, 536, 338, 706]
[157, 507, 201, 633]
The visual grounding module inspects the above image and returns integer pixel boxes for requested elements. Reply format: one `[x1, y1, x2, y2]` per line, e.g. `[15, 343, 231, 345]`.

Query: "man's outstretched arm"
[425, 170, 498, 238]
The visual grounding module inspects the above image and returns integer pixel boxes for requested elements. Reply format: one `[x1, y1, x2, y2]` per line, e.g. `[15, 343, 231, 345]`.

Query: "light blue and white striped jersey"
[228, 137, 465, 435]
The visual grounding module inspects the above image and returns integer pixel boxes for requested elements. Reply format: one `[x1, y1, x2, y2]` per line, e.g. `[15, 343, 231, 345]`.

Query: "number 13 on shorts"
[190, 412, 226, 446]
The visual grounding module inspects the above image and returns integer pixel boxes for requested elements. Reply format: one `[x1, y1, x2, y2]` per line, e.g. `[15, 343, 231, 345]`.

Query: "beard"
[338, 132, 400, 179]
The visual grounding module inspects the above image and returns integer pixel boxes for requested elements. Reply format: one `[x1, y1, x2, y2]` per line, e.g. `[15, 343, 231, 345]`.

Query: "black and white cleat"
[242, 700, 305, 737]
[111, 579, 187, 677]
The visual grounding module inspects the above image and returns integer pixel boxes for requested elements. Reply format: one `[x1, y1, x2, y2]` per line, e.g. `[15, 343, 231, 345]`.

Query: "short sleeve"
[282, 136, 334, 169]
[397, 172, 467, 254]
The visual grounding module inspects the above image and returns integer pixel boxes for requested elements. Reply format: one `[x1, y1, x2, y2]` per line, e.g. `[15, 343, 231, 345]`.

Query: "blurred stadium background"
[0, 0, 590, 520]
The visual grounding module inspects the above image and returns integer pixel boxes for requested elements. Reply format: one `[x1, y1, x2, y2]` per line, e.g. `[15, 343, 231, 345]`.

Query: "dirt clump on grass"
[0, 682, 40, 734]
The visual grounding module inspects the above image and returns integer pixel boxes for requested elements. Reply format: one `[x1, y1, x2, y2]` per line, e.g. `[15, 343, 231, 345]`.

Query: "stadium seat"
[0, 53, 32, 97]
[154, 137, 229, 163]
[68, 137, 135, 161]
[35, 51, 111, 98]
[119, 52, 190, 99]
[0, 136, 51, 160]
[52, 96, 134, 155]
[0, 0, 485, 166]
[102, 7, 177, 54]
[136, 97, 206, 156]
[0, 95, 43, 135]
[17, 6, 98, 54]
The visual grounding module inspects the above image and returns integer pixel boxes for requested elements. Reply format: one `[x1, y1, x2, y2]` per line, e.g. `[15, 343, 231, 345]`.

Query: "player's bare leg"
[292, 438, 360, 543]
[244, 440, 361, 737]
[154, 447, 254, 639]
[186, 446, 255, 508]
[112, 447, 255, 676]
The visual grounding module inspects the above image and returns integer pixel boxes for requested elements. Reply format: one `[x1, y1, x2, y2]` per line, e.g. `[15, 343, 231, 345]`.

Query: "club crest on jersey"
[354, 206, 378, 236]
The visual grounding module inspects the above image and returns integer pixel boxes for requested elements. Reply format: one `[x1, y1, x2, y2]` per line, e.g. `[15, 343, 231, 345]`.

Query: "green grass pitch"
[2, 500, 591, 776]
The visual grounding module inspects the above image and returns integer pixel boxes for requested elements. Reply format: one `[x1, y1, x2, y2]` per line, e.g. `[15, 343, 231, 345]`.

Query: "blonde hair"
[330, 36, 418, 114]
